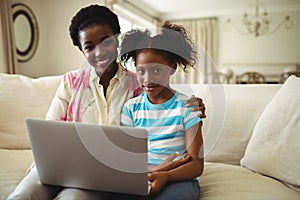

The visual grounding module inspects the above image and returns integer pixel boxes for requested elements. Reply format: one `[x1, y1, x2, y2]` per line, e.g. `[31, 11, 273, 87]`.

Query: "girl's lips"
[143, 84, 159, 91]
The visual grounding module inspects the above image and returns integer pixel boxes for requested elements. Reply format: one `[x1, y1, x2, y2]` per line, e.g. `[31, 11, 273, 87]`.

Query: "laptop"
[25, 118, 149, 196]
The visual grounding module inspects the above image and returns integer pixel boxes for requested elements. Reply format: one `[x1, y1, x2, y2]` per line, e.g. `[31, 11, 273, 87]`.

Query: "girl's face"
[136, 51, 175, 103]
[79, 24, 118, 75]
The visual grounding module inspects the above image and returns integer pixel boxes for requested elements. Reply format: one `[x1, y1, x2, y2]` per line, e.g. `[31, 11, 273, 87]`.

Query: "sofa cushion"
[172, 84, 281, 165]
[200, 162, 300, 200]
[0, 149, 33, 199]
[241, 76, 300, 189]
[0, 73, 61, 149]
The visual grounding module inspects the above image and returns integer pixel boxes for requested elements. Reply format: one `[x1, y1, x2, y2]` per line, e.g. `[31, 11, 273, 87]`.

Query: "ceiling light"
[226, 0, 293, 37]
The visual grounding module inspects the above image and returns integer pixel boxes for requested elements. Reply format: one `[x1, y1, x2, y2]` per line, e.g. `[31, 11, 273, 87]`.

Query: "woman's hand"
[148, 172, 168, 196]
[185, 95, 206, 118]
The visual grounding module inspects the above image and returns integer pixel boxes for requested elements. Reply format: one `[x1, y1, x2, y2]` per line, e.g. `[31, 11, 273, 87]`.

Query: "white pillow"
[241, 75, 300, 188]
[0, 73, 61, 149]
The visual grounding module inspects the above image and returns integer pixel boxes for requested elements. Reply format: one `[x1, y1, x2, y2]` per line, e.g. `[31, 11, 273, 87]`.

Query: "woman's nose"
[93, 44, 104, 57]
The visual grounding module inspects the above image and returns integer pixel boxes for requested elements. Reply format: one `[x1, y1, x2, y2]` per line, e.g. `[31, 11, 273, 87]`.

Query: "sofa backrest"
[0, 73, 61, 149]
[0, 73, 282, 165]
[171, 84, 281, 165]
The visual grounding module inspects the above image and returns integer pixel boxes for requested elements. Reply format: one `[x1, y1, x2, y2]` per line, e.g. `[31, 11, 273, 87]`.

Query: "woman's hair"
[120, 21, 197, 71]
[69, 5, 121, 51]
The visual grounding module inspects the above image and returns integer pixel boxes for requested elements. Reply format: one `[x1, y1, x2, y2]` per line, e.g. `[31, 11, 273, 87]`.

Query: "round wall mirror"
[12, 3, 39, 62]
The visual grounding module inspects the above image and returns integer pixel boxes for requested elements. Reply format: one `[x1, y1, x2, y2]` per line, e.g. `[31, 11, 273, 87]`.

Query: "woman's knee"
[53, 188, 108, 200]
[7, 167, 62, 200]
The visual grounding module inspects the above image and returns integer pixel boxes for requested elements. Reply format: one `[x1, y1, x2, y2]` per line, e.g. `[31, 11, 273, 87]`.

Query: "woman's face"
[136, 51, 175, 103]
[79, 24, 118, 75]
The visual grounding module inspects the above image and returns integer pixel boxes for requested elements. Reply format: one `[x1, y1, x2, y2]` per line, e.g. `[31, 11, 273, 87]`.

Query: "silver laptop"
[25, 118, 149, 196]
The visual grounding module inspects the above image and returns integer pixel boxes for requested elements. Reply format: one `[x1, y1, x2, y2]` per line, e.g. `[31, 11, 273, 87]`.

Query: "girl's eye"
[153, 68, 161, 74]
[137, 68, 145, 74]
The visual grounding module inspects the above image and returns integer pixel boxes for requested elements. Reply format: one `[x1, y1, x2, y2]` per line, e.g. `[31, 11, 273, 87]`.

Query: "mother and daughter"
[8, 4, 205, 200]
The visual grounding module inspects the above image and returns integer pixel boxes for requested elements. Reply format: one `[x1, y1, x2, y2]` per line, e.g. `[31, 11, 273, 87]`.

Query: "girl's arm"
[149, 152, 191, 172]
[148, 122, 204, 195]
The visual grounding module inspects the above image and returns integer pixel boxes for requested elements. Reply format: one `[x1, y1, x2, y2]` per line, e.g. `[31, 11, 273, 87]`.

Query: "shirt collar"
[89, 63, 127, 85]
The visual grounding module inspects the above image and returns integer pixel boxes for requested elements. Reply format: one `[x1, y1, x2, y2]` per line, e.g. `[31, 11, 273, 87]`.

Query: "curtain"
[0, 0, 17, 74]
[170, 18, 218, 84]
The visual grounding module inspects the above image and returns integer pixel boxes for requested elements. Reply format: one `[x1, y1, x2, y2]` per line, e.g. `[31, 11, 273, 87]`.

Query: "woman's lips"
[96, 58, 110, 67]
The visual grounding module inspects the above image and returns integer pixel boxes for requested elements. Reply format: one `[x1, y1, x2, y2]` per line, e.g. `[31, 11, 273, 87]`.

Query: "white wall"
[218, 10, 300, 82]
[219, 11, 300, 64]
[9, 0, 300, 78]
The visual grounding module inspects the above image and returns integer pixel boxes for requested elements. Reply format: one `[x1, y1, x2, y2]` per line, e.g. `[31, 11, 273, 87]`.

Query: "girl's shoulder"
[173, 91, 195, 110]
[126, 92, 145, 105]
[174, 90, 190, 101]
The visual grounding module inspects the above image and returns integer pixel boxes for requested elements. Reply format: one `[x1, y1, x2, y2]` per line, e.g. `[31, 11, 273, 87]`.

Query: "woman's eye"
[101, 38, 114, 47]
[83, 45, 94, 52]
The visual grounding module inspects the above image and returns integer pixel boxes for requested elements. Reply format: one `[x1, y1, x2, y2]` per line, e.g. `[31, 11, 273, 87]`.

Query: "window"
[113, 4, 156, 31]
[114, 6, 157, 72]
[118, 16, 133, 33]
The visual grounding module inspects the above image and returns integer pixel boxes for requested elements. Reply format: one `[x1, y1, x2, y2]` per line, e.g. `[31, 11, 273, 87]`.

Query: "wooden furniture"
[208, 72, 230, 84]
[236, 72, 266, 84]
[279, 71, 300, 83]
[208, 69, 234, 84]
[221, 63, 299, 83]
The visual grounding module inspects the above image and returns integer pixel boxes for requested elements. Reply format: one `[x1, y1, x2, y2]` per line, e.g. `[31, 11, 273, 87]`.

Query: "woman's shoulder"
[61, 67, 91, 90]
[63, 67, 91, 79]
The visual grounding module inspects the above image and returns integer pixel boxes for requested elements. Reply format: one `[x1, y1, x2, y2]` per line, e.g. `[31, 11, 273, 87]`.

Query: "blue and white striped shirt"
[121, 91, 202, 166]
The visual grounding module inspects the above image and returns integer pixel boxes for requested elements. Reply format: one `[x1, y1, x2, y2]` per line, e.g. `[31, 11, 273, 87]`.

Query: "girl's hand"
[148, 172, 168, 196]
[185, 95, 206, 118]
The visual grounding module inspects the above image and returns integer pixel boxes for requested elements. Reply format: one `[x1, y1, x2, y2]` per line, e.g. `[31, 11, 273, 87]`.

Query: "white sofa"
[0, 72, 299, 200]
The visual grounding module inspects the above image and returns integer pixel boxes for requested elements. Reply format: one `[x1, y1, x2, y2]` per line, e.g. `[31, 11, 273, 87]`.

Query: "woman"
[8, 5, 206, 200]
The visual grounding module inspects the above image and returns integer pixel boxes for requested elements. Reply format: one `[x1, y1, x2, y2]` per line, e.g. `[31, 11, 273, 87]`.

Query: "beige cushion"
[200, 162, 300, 200]
[172, 84, 281, 165]
[0, 149, 33, 199]
[0, 73, 61, 149]
[241, 76, 300, 188]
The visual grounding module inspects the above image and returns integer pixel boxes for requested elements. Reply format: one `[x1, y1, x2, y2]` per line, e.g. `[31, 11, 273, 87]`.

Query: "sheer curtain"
[0, 0, 17, 74]
[170, 18, 218, 84]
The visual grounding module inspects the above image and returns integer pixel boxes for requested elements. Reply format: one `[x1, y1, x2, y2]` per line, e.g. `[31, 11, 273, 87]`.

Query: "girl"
[120, 22, 204, 199]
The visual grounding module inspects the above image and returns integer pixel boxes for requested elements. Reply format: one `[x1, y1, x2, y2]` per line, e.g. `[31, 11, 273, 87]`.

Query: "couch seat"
[200, 162, 300, 200]
[0, 150, 33, 199]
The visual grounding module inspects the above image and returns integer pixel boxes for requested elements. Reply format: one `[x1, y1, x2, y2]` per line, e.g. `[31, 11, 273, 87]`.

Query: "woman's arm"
[185, 95, 206, 118]
[148, 122, 204, 195]
[45, 75, 71, 121]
